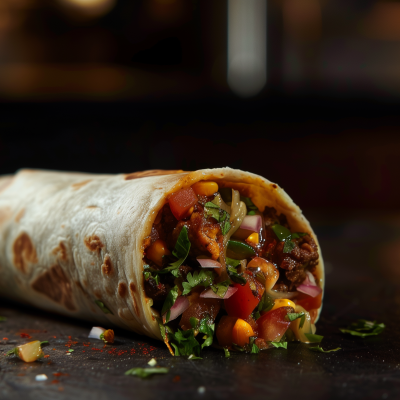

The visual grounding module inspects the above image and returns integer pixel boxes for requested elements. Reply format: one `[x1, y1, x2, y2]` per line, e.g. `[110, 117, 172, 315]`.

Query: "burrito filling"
[143, 181, 322, 356]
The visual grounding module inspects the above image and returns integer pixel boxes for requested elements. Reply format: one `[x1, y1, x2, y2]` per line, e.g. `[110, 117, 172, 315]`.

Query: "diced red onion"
[200, 286, 238, 299]
[163, 296, 190, 323]
[304, 270, 316, 286]
[297, 284, 322, 298]
[88, 326, 106, 340]
[196, 258, 221, 268]
[240, 215, 262, 233]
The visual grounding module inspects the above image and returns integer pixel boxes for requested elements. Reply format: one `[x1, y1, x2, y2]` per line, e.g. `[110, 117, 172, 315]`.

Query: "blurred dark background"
[0, 0, 399, 213]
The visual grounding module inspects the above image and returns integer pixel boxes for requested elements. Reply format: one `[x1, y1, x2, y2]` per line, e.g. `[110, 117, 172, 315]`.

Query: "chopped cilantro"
[232, 337, 260, 353]
[304, 333, 324, 343]
[167, 226, 191, 271]
[143, 265, 161, 285]
[161, 285, 179, 323]
[188, 354, 203, 360]
[247, 210, 256, 215]
[286, 312, 305, 329]
[95, 300, 113, 315]
[68, 349, 74, 353]
[182, 270, 214, 296]
[270, 224, 307, 253]
[198, 316, 215, 349]
[125, 367, 169, 378]
[6, 347, 18, 356]
[253, 292, 274, 320]
[0, 316, 7, 322]
[220, 211, 231, 235]
[340, 319, 385, 338]
[224, 348, 230, 358]
[271, 224, 291, 241]
[250, 343, 260, 354]
[227, 266, 247, 285]
[309, 346, 341, 353]
[205, 202, 231, 235]
[271, 341, 288, 349]
[168, 328, 201, 357]
[205, 202, 219, 209]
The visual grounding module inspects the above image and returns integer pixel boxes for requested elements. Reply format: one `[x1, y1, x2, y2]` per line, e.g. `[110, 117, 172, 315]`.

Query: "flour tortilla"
[0, 168, 324, 340]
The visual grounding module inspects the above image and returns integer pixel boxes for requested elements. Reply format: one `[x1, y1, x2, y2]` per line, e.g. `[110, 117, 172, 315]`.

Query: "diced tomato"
[232, 319, 254, 347]
[296, 292, 322, 312]
[168, 188, 198, 220]
[216, 316, 237, 348]
[258, 307, 291, 342]
[224, 280, 261, 320]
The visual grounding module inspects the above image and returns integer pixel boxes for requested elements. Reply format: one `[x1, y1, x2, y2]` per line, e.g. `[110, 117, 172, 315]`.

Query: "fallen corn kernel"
[232, 318, 254, 347]
[191, 181, 219, 196]
[246, 232, 259, 245]
[271, 298, 296, 311]
[146, 239, 171, 267]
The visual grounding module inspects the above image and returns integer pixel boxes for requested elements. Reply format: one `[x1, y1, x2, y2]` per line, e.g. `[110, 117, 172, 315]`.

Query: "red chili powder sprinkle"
[53, 336, 57, 339]
[58, 387, 64, 392]
[68, 336, 72, 340]
[51, 380, 60, 384]
[83, 342, 90, 347]
[65, 340, 78, 348]
[44, 355, 50, 358]
[53, 348, 56, 351]
[91, 348, 101, 351]
[173, 375, 181, 383]
[82, 350, 85, 353]
[53, 372, 69, 377]
[17, 373, 25, 377]
[3, 338, 8, 341]
[130, 349, 136, 355]
[108, 348, 117, 355]
[20, 333, 31, 339]
[117, 350, 127, 356]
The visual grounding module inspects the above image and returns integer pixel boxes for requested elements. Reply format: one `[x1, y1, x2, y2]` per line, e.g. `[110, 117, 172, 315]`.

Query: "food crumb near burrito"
[143, 181, 323, 356]
[6, 340, 46, 362]
[88, 327, 115, 344]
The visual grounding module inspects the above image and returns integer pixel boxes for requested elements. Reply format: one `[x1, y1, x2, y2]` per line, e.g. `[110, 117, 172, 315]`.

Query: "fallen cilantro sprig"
[125, 367, 169, 378]
[161, 285, 179, 323]
[270, 341, 288, 349]
[166, 226, 191, 272]
[224, 348, 230, 358]
[340, 319, 385, 338]
[304, 334, 324, 343]
[232, 337, 259, 354]
[309, 345, 341, 353]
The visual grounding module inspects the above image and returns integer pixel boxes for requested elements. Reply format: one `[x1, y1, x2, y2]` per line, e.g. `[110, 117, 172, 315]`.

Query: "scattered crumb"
[35, 374, 48, 381]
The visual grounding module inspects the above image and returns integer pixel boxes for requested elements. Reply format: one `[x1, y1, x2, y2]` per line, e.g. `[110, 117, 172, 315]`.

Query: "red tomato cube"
[296, 293, 322, 312]
[168, 188, 198, 220]
[258, 307, 291, 342]
[224, 281, 260, 320]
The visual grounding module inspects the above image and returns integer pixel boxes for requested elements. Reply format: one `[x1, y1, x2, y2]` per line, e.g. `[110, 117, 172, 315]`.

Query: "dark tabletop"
[1, 211, 400, 400]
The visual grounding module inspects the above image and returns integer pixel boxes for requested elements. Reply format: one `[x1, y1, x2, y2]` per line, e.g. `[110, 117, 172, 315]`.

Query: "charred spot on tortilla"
[272, 184, 278, 189]
[84, 235, 104, 252]
[13, 232, 38, 273]
[32, 264, 76, 311]
[124, 170, 184, 181]
[118, 282, 127, 298]
[129, 282, 140, 316]
[94, 289, 102, 299]
[71, 179, 92, 190]
[101, 255, 113, 276]
[15, 209, 25, 223]
[129, 282, 137, 295]
[52, 242, 68, 261]
[132, 296, 140, 317]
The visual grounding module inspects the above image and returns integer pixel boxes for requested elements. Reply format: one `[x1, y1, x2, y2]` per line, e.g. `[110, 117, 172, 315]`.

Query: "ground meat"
[144, 278, 170, 304]
[173, 208, 223, 260]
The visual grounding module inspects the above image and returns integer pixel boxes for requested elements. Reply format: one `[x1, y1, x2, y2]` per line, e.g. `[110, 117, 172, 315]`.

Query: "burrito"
[0, 168, 324, 356]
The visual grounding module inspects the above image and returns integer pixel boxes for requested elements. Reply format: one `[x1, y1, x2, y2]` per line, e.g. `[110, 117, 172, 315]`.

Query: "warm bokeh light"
[58, 0, 116, 19]
[227, 0, 267, 98]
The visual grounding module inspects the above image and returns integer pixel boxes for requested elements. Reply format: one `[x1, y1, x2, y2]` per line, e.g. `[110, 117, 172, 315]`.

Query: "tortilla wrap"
[0, 168, 324, 341]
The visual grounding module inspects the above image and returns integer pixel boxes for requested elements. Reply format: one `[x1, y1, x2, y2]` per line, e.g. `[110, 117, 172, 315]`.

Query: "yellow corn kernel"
[146, 239, 171, 267]
[246, 232, 259, 245]
[191, 181, 219, 196]
[271, 298, 296, 311]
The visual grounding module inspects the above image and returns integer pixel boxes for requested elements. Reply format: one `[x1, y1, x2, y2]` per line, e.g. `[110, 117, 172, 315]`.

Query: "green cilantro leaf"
[250, 344, 260, 354]
[253, 292, 274, 320]
[309, 346, 341, 353]
[161, 285, 179, 323]
[168, 329, 201, 357]
[226, 257, 241, 268]
[188, 354, 203, 360]
[210, 280, 230, 298]
[247, 210, 256, 215]
[95, 300, 113, 315]
[271, 224, 292, 241]
[227, 266, 247, 285]
[270, 224, 307, 253]
[304, 333, 324, 343]
[198, 316, 215, 349]
[182, 270, 214, 296]
[0, 316, 7, 322]
[340, 319, 385, 338]
[205, 206, 220, 221]
[68, 349, 74, 353]
[143, 265, 161, 284]
[271, 341, 288, 349]
[167, 226, 191, 271]
[204, 202, 219, 209]
[125, 367, 169, 378]
[224, 348, 230, 358]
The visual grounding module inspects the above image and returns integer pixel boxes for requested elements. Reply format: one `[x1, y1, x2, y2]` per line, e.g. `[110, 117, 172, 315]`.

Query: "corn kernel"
[271, 298, 296, 311]
[246, 232, 259, 245]
[191, 181, 219, 196]
[146, 239, 170, 267]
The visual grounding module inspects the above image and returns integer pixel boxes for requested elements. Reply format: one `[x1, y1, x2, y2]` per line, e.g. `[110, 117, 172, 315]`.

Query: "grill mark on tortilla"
[272, 184, 277, 189]
[118, 282, 127, 298]
[32, 264, 76, 311]
[71, 179, 92, 190]
[52, 242, 68, 261]
[101, 255, 113, 276]
[15, 209, 25, 223]
[13, 232, 38, 273]
[84, 235, 104, 252]
[124, 170, 184, 181]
